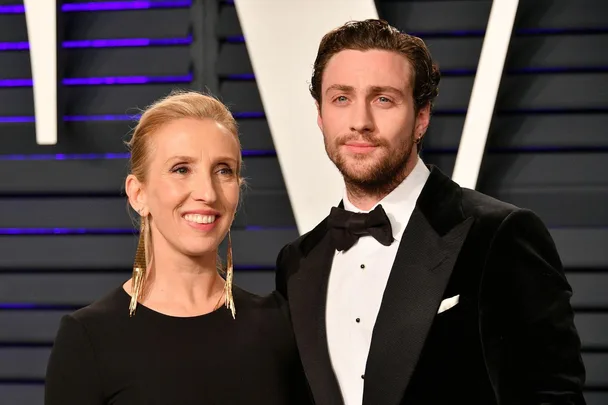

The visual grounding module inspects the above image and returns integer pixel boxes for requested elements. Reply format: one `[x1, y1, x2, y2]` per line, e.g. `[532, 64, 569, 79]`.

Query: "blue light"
[0, 150, 275, 161]
[224, 74, 256, 80]
[0, 116, 36, 123]
[0, 226, 296, 235]
[233, 112, 265, 119]
[0, 74, 193, 88]
[244, 226, 296, 231]
[0, 228, 136, 235]
[0, 153, 130, 161]
[0, 112, 266, 123]
[0, 303, 79, 310]
[0, 303, 37, 309]
[0, 1, 191, 14]
[62, 1, 192, 11]
[63, 114, 140, 122]
[0, 37, 192, 51]
[224, 36, 245, 43]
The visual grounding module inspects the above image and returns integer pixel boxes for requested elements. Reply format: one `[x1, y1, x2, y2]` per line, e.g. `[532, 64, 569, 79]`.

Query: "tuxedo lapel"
[363, 166, 474, 405]
[288, 230, 344, 405]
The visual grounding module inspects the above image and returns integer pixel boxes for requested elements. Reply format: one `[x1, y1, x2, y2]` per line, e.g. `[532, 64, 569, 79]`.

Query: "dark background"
[0, 0, 606, 404]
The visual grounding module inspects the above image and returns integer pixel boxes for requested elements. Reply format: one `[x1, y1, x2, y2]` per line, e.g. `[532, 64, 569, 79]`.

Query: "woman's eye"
[218, 167, 234, 175]
[173, 166, 189, 174]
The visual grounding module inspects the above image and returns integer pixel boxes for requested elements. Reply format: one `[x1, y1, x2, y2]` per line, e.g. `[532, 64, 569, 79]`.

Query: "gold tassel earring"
[129, 211, 147, 317]
[224, 230, 236, 319]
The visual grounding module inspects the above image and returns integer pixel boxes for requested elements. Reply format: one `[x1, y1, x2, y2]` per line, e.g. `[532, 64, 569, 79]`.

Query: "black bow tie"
[327, 204, 394, 252]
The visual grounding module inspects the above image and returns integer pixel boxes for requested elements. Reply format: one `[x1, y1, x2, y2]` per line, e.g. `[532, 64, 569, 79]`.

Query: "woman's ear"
[125, 174, 147, 215]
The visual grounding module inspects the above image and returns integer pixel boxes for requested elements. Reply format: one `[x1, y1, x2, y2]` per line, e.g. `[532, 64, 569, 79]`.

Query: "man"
[275, 19, 586, 405]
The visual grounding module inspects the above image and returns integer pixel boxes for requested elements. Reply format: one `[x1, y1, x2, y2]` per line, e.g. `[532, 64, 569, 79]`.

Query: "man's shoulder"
[460, 187, 520, 223]
[458, 187, 551, 243]
[278, 217, 329, 263]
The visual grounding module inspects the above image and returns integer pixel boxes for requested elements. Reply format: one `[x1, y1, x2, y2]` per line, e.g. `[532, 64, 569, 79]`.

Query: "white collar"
[342, 157, 430, 242]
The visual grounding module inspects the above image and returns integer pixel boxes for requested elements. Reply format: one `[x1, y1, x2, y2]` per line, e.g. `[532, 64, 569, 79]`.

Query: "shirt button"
[361, 374, 365, 379]
[360, 264, 365, 269]
[356, 318, 361, 323]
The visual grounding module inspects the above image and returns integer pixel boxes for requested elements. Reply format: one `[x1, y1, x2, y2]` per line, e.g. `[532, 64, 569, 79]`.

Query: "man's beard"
[324, 130, 415, 198]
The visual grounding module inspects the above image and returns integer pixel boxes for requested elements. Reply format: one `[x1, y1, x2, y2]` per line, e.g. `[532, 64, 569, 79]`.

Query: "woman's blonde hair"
[126, 90, 242, 317]
[127, 89, 241, 183]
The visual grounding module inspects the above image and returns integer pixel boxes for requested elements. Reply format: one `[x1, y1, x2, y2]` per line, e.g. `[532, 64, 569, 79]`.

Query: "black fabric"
[327, 204, 393, 252]
[275, 164, 586, 405]
[44, 286, 313, 405]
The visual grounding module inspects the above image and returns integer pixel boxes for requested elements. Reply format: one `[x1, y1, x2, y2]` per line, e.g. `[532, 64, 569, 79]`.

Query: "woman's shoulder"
[234, 285, 287, 309]
[233, 285, 291, 321]
[69, 285, 131, 326]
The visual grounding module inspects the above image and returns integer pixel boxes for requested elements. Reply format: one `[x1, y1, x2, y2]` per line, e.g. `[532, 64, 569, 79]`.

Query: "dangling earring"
[223, 230, 236, 319]
[129, 209, 147, 317]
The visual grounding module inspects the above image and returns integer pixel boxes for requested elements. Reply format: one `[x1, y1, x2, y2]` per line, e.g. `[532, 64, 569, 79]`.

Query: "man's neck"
[345, 188, 390, 212]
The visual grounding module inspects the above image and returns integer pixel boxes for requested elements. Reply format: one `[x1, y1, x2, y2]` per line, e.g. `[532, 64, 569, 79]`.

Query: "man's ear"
[414, 103, 431, 141]
[316, 101, 323, 132]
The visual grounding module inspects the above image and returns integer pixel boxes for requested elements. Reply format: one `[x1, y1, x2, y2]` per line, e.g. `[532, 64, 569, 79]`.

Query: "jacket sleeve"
[485, 209, 586, 405]
[275, 244, 290, 299]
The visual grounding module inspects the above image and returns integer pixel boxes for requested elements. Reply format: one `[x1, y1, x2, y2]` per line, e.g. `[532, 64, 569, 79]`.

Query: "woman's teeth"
[184, 214, 216, 224]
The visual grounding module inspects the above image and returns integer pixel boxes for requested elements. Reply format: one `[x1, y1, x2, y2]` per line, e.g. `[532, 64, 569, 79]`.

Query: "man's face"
[317, 49, 429, 192]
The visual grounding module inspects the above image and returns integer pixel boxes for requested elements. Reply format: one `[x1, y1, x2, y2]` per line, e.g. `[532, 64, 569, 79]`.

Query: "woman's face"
[128, 117, 240, 259]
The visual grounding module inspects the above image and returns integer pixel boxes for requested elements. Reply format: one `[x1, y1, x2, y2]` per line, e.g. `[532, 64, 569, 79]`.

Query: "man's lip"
[343, 142, 376, 147]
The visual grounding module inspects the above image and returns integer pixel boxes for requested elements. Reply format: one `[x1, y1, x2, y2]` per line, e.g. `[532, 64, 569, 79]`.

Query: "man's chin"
[339, 166, 379, 185]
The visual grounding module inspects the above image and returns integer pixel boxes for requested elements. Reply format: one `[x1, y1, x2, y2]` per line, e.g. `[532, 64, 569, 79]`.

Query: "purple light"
[0, 151, 272, 160]
[0, 228, 136, 235]
[224, 36, 245, 43]
[245, 226, 296, 231]
[0, 112, 266, 123]
[516, 27, 608, 35]
[0, 1, 191, 14]
[62, 1, 192, 12]
[233, 112, 265, 119]
[0, 303, 37, 309]
[0, 226, 294, 235]
[0, 153, 130, 161]
[0, 303, 79, 310]
[0, 37, 192, 51]
[225, 74, 256, 80]
[0, 74, 193, 88]
[0, 5, 25, 13]
[242, 150, 276, 157]
[0, 116, 35, 123]
[65, 74, 193, 85]
[0, 41, 29, 51]
[63, 37, 192, 48]
[64, 114, 140, 121]
[0, 78, 32, 87]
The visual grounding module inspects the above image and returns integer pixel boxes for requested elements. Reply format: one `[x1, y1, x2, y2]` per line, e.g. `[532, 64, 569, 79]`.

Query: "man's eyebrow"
[369, 85, 405, 96]
[325, 84, 355, 95]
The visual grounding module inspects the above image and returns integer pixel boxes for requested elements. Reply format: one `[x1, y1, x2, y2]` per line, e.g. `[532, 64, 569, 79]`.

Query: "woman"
[44, 91, 311, 405]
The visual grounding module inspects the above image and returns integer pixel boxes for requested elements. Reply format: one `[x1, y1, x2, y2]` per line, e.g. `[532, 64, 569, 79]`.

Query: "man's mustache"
[336, 133, 385, 147]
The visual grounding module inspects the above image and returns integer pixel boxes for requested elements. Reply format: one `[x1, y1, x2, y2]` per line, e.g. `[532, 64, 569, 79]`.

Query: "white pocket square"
[437, 295, 459, 314]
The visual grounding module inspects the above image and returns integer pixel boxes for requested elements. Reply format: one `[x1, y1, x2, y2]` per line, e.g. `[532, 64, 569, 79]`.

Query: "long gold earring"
[129, 211, 147, 317]
[224, 230, 236, 319]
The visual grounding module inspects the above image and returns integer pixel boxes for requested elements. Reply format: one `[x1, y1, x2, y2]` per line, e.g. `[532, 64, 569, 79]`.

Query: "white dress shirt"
[325, 157, 430, 405]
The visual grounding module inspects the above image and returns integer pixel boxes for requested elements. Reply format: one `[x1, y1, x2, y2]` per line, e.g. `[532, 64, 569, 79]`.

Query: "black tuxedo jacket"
[276, 165, 586, 405]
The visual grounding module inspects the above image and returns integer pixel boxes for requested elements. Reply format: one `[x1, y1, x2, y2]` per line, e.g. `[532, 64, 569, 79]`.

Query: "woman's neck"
[126, 249, 226, 317]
